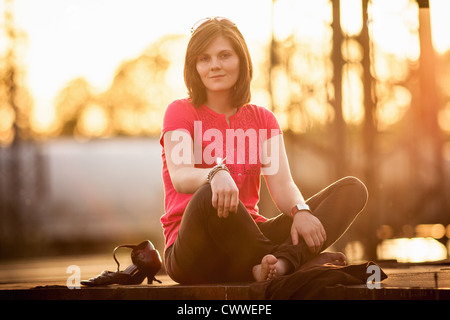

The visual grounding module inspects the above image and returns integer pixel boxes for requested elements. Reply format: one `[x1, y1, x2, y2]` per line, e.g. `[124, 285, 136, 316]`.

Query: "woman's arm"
[262, 134, 326, 253]
[164, 130, 209, 194]
[164, 130, 239, 218]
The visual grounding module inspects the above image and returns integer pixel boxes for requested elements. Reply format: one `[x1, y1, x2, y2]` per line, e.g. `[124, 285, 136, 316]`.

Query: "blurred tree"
[406, 6, 447, 223]
[264, 0, 450, 260]
[436, 51, 450, 134]
[54, 34, 187, 138]
[0, 0, 32, 146]
[54, 77, 96, 136]
[1, 0, 39, 258]
[106, 34, 186, 136]
[270, 1, 334, 137]
[0, 63, 33, 145]
[331, 0, 346, 178]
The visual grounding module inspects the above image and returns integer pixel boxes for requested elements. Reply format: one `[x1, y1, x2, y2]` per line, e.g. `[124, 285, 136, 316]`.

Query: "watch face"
[291, 203, 311, 217]
[297, 204, 310, 211]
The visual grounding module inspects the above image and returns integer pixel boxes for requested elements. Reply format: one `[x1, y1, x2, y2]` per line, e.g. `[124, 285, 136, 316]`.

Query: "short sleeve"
[265, 108, 282, 139]
[160, 99, 197, 146]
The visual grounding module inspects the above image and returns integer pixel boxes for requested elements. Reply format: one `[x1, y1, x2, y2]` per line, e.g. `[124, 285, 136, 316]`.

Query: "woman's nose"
[210, 57, 221, 70]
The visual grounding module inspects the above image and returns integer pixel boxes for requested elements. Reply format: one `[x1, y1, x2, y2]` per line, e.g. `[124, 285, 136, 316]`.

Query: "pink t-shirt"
[160, 98, 282, 250]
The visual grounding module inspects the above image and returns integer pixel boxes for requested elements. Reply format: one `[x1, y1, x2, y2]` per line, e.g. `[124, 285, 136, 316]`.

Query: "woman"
[160, 17, 368, 284]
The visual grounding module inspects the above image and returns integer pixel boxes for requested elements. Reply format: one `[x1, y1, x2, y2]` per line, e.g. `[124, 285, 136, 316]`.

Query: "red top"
[160, 98, 282, 250]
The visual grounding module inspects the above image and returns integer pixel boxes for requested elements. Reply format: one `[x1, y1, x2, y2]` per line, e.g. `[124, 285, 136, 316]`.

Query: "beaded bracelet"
[206, 157, 229, 183]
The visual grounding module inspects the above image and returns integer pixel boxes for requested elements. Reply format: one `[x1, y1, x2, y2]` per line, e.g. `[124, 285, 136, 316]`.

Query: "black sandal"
[81, 240, 162, 287]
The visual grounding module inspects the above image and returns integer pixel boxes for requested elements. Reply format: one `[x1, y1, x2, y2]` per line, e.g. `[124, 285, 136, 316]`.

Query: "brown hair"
[184, 19, 253, 108]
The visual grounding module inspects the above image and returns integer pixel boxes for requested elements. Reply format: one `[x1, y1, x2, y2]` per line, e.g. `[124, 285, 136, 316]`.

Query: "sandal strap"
[112, 241, 153, 272]
[112, 244, 139, 272]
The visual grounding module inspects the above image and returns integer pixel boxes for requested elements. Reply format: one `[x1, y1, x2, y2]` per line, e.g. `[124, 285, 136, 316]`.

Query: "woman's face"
[196, 35, 240, 95]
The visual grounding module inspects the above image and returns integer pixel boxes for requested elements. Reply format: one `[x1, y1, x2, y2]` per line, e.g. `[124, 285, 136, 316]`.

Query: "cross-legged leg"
[165, 176, 368, 284]
[252, 176, 368, 280]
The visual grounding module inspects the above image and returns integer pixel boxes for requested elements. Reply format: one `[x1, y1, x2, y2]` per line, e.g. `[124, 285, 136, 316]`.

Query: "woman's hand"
[210, 170, 239, 218]
[290, 211, 326, 254]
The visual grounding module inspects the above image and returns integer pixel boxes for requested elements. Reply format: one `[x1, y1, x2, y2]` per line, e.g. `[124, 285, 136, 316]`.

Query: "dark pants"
[164, 176, 368, 284]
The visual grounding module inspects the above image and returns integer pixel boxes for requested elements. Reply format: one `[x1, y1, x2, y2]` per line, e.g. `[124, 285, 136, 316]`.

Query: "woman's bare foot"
[252, 255, 290, 282]
[299, 252, 346, 271]
[252, 252, 346, 282]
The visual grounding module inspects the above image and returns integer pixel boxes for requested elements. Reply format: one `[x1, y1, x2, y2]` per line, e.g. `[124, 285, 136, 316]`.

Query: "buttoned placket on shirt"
[203, 105, 245, 184]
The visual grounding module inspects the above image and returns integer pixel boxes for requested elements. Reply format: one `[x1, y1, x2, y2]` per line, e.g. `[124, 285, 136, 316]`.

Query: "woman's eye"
[198, 56, 209, 62]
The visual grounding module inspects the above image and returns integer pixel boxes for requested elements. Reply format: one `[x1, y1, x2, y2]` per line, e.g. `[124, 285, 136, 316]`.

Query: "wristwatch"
[291, 203, 312, 217]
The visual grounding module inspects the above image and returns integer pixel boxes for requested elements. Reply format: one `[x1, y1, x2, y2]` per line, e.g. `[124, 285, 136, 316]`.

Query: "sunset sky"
[5, 0, 450, 133]
[12, 0, 272, 131]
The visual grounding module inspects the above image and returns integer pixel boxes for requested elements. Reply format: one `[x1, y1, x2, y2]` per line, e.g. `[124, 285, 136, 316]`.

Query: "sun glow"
[76, 104, 110, 138]
[377, 237, 447, 263]
[377, 224, 449, 263]
[429, 0, 450, 54]
[340, 0, 363, 36]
